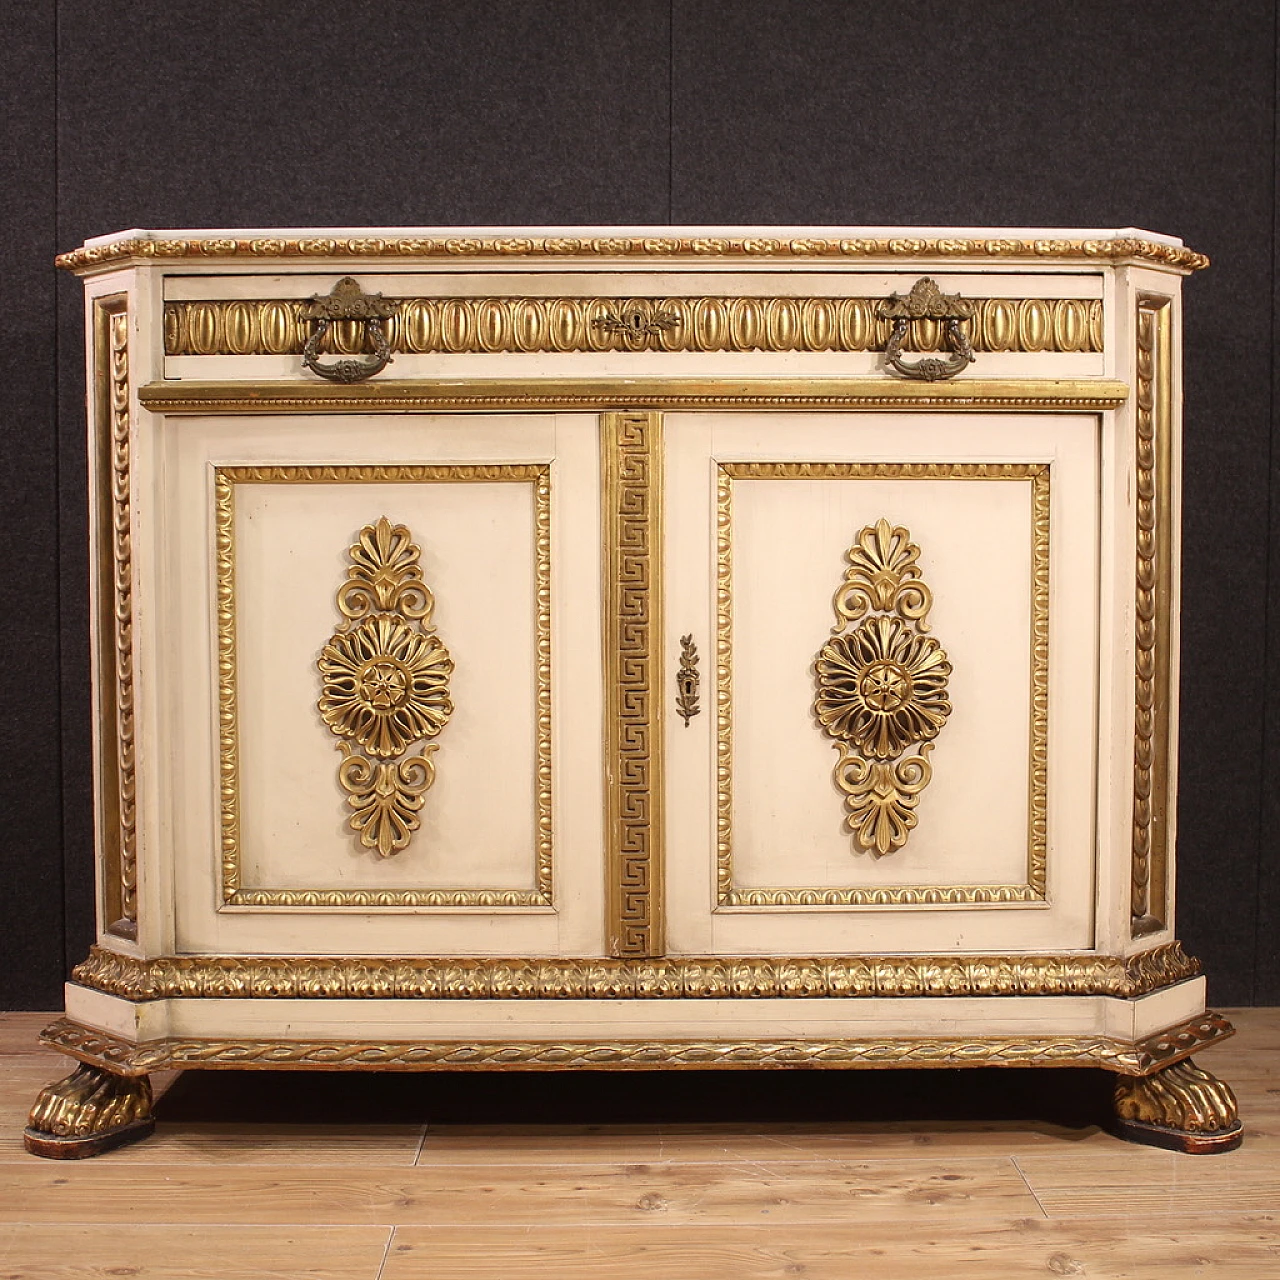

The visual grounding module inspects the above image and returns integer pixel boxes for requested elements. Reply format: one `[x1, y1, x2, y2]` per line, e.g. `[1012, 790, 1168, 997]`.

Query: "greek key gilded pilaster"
[602, 412, 666, 956]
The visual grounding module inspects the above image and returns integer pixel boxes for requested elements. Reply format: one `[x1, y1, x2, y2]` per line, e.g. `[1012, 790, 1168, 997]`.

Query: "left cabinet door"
[152, 411, 605, 957]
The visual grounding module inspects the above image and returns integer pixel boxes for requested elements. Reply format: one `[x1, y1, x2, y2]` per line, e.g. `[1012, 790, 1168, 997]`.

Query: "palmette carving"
[833, 745, 934, 856]
[319, 517, 453, 857]
[336, 744, 439, 858]
[816, 520, 951, 856]
[832, 518, 933, 628]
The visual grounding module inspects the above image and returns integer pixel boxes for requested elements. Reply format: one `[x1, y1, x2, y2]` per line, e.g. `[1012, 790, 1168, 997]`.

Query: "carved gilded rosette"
[318, 517, 453, 856]
[814, 519, 951, 855]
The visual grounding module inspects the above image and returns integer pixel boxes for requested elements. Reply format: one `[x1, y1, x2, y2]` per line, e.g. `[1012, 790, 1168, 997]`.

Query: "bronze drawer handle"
[878, 277, 976, 381]
[301, 277, 396, 382]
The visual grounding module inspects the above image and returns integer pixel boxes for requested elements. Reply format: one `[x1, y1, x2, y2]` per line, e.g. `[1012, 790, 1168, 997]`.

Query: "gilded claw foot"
[1112, 1057, 1242, 1154]
[24, 1062, 154, 1159]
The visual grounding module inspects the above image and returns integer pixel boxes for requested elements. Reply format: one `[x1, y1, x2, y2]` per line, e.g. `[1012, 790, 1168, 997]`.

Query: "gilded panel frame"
[716, 461, 1051, 907]
[214, 463, 552, 908]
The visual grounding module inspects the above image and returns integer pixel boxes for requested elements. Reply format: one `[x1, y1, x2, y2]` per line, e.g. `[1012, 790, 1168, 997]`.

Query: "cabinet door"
[665, 411, 1099, 954]
[158, 412, 604, 956]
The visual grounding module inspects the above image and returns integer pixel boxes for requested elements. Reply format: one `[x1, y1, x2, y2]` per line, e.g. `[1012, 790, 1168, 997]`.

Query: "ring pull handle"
[301, 277, 397, 383]
[878, 278, 976, 382]
[676, 634, 701, 726]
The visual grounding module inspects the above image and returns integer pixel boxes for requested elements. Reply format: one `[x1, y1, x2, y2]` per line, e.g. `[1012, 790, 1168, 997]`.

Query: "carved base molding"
[1112, 1057, 1243, 1154]
[38, 1010, 1234, 1079]
[24, 1062, 154, 1160]
[69, 940, 1201, 1002]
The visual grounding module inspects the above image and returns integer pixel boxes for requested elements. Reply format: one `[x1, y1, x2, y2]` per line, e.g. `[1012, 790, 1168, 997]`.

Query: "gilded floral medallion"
[814, 519, 951, 856]
[317, 517, 454, 857]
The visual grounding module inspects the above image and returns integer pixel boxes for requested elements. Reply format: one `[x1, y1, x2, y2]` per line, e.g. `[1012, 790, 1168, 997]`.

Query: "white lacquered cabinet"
[27, 226, 1241, 1158]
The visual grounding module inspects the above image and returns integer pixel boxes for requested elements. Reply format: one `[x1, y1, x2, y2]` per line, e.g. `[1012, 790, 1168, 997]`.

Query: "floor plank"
[381, 1216, 1280, 1280]
[0, 1014, 56, 1053]
[0, 1223, 392, 1280]
[0, 1156, 1042, 1226]
[1015, 1146, 1280, 1218]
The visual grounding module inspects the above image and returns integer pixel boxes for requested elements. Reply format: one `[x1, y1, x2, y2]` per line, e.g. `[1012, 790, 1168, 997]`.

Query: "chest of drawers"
[27, 226, 1240, 1157]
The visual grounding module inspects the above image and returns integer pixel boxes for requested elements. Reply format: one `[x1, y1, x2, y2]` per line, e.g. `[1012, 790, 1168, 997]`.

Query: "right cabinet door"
[664, 411, 1101, 955]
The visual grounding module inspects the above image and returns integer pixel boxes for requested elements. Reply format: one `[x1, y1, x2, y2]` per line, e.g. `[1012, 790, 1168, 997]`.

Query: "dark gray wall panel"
[1257, 16, 1280, 1006]
[0, 4, 64, 1009]
[672, 0, 1275, 1004]
[55, 0, 670, 238]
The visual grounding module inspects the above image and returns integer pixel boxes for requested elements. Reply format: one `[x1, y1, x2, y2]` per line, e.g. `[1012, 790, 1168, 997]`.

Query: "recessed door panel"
[163, 413, 605, 957]
[665, 412, 1099, 954]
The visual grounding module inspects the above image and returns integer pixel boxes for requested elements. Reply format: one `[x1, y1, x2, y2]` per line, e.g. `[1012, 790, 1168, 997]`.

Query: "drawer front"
[158, 270, 1109, 383]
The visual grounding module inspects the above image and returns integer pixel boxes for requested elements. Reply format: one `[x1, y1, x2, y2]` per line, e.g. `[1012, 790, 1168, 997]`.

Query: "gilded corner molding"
[94, 297, 138, 938]
[602, 412, 665, 957]
[717, 463, 1049, 907]
[318, 517, 453, 857]
[215, 464, 552, 908]
[815, 519, 952, 856]
[1132, 296, 1174, 937]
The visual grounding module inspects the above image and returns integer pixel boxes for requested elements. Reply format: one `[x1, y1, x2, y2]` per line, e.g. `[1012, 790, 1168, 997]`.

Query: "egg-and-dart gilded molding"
[139, 378, 1130, 416]
[94, 297, 139, 939]
[215, 463, 553, 908]
[57, 233, 1208, 273]
[69, 939, 1199, 1002]
[162, 295, 1103, 357]
[716, 462, 1049, 907]
[37, 1009, 1235, 1079]
[1131, 296, 1174, 938]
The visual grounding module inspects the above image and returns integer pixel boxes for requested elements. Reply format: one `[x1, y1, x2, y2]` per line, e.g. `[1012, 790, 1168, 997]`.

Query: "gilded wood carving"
[318, 517, 454, 857]
[163, 294, 1103, 357]
[1132, 296, 1174, 936]
[71, 940, 1201, 1002]
[815, 520, 952, 856]
[37, 1010, 1236, 1078]
[601, 412, 666, 957]
[59, 233, 1209, 273]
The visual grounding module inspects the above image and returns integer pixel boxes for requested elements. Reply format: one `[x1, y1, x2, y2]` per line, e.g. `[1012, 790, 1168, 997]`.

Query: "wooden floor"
[0, 1009, 1276, 1278]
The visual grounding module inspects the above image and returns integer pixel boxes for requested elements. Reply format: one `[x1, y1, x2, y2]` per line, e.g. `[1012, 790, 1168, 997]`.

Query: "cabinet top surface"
[59, 224, 1206, 275]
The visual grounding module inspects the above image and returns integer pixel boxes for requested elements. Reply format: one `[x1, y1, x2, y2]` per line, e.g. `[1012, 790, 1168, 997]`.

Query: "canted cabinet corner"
[28, 227, 1238, 1159]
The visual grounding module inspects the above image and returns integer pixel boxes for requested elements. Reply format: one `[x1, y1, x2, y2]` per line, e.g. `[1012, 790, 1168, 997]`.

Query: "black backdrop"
[2, 0, 1276, 1009]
